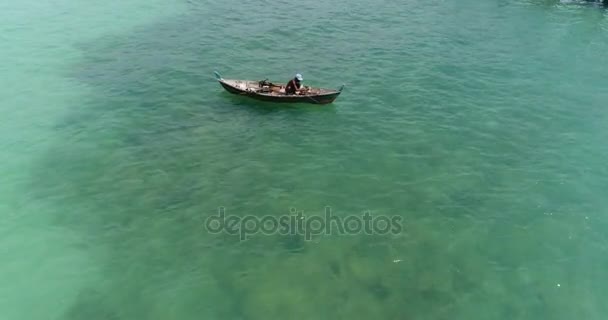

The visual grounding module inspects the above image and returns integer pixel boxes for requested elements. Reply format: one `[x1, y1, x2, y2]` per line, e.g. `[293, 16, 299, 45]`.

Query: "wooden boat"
[214, 71, 344, 105]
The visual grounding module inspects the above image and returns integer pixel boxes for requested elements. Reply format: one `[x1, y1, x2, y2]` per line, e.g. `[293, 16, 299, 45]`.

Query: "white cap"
[295, 73, 303, 81]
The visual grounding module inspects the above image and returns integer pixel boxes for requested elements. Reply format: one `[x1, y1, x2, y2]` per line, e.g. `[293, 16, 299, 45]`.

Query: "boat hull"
[215, 73, 343, 105]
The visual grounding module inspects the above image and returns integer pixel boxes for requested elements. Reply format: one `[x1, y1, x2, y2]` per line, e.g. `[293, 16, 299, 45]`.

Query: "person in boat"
[285, 73, 306, 95]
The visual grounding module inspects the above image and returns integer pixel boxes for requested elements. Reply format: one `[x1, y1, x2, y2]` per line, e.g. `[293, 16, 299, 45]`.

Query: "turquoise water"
[1, 0, 608, 319]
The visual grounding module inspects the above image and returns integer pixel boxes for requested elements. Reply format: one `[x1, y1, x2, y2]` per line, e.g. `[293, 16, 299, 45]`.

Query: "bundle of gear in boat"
[253, 77, 310, 95]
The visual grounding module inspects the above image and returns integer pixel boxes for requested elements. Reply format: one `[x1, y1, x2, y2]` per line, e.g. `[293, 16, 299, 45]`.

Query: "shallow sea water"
[1, 0, 607, 319]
